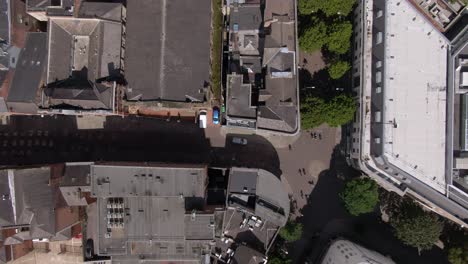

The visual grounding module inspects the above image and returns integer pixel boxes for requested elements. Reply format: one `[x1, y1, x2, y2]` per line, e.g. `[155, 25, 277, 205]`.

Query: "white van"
[199, 110, 207, 128]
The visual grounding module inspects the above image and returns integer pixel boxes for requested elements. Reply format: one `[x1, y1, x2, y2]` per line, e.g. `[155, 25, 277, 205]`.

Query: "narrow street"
[0, 114, 452, 264]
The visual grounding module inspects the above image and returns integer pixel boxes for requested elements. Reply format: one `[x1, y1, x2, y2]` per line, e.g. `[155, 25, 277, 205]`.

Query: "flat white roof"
[382, 0, 449, 194]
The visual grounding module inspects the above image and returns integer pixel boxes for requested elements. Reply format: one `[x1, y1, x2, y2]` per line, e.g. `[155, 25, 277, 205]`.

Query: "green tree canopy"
[299, 19, 328, 53]
[300, 96, 327, 129]
[326, 21, 353, 55]
[299, 0, 356, 16]
[269, 256, 292, 264]
[279, 221, 303, 242]
[299, 19, 352, 56]
[301, 94, 356, 129]
[340, 178, 379, 216]
[328, 60, 351, 80]
[391, 202, 443, 251]
[448, 245, 468, 264]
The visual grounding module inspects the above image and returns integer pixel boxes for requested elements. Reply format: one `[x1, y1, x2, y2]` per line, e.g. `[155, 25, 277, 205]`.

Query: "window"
[376, 9, 383, 18]
[376, 86, 382, 94]
[376, 60, 382, 68]
[376, 32, 383, 45]
[376, 71, 382, 83]
[375, 111, 382, 122]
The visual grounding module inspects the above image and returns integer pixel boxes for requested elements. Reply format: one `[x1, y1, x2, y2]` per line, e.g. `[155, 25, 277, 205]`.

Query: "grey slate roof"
[226, 74, 257, 119]
[12, 167, 55, 237]
[228, 168, 290, 227]
[45, 17, 121, 109]
[7, 33, 47, 104]
[258, 49, 297, 132]
[0, 168, 57, 239]
[0, 170, 14, 227]
[255, 169, 289, 226]
[0, 0, 9, 44]
[78, 2, 123, 21]
[124, 0, 211, 101]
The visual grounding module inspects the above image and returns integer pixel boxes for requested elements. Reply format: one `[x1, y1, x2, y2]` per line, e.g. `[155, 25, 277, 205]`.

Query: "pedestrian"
[298, 169, 302, 175]
[302, 168, 306, 174]
[288, 144, 292, 150]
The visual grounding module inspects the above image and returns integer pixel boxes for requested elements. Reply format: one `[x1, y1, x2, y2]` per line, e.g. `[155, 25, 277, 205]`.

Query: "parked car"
[199, 110, 207, 128]
[85, 239, 94, 259]
[232, 137, 247, 145]
[213, 107, 220, 125]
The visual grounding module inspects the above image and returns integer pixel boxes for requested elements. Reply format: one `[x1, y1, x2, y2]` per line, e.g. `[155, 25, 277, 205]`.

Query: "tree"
[328, 60, 351, 80]
[298, 0, 356, 16]
[391, 202, 443, 251]
[324, 94, 355, 127]
[340, 178, 379, 216]
[301, 94, 356, 129]
[448, 246, 468, 264]
[326, 21, 352, 55]
[279, 221, 303, 242]
[299, 20, 328, 53]
[301, 96, 327, 129]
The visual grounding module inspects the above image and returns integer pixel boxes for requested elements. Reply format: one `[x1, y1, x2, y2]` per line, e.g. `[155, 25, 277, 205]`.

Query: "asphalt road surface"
[0, 115, 280, 175]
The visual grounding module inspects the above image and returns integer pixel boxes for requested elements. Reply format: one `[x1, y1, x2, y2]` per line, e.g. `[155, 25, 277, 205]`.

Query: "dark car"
[213, 107, 220, 125]
[85, 239, 94, 259]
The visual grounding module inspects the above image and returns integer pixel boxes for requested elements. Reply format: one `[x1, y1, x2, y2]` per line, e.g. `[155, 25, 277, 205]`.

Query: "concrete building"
[319, 239, 396, 264]
[225, 0, 299, 135]
[0, 166, 83, 262]
[123, 0, 211, 102]
[89, 163, 214, 262]
[349, 0, 468, 226]
[5, 2, 125, 114]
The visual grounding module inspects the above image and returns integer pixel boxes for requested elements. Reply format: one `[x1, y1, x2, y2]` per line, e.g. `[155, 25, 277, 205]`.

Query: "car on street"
[232, 137, 247, 145]
[199, 110, 207, 128]
[213, 107, 220, 125]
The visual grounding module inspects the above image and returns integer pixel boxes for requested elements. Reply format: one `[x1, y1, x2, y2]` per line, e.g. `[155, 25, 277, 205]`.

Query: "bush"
[448, 246, 468, 264]
[279, 221, 303, 242]
[328, 60, 351, 80]
[391, 202, 443, 251]
[340, 178, 379, 216]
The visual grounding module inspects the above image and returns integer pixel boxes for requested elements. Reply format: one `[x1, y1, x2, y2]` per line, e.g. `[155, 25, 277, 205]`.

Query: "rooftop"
[124, 0, 211, 102]
[381, 0, 449, 194]
[90, 164, 207, 198]
[90, 164, 213, 259]
[258, 48, 297, 133]
[227, 168, 290, 226]
[0, 167, 57, 239]
[6, 33, 47, 107]
[226, 74, 257, 119]
[45, 16, 121, 109]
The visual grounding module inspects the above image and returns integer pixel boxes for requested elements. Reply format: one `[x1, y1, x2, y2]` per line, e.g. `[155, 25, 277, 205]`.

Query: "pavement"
[10, 239, 83, 264]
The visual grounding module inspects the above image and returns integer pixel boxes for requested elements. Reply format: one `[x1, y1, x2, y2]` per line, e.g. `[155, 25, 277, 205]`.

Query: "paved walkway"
[277, 125, 340, 215]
